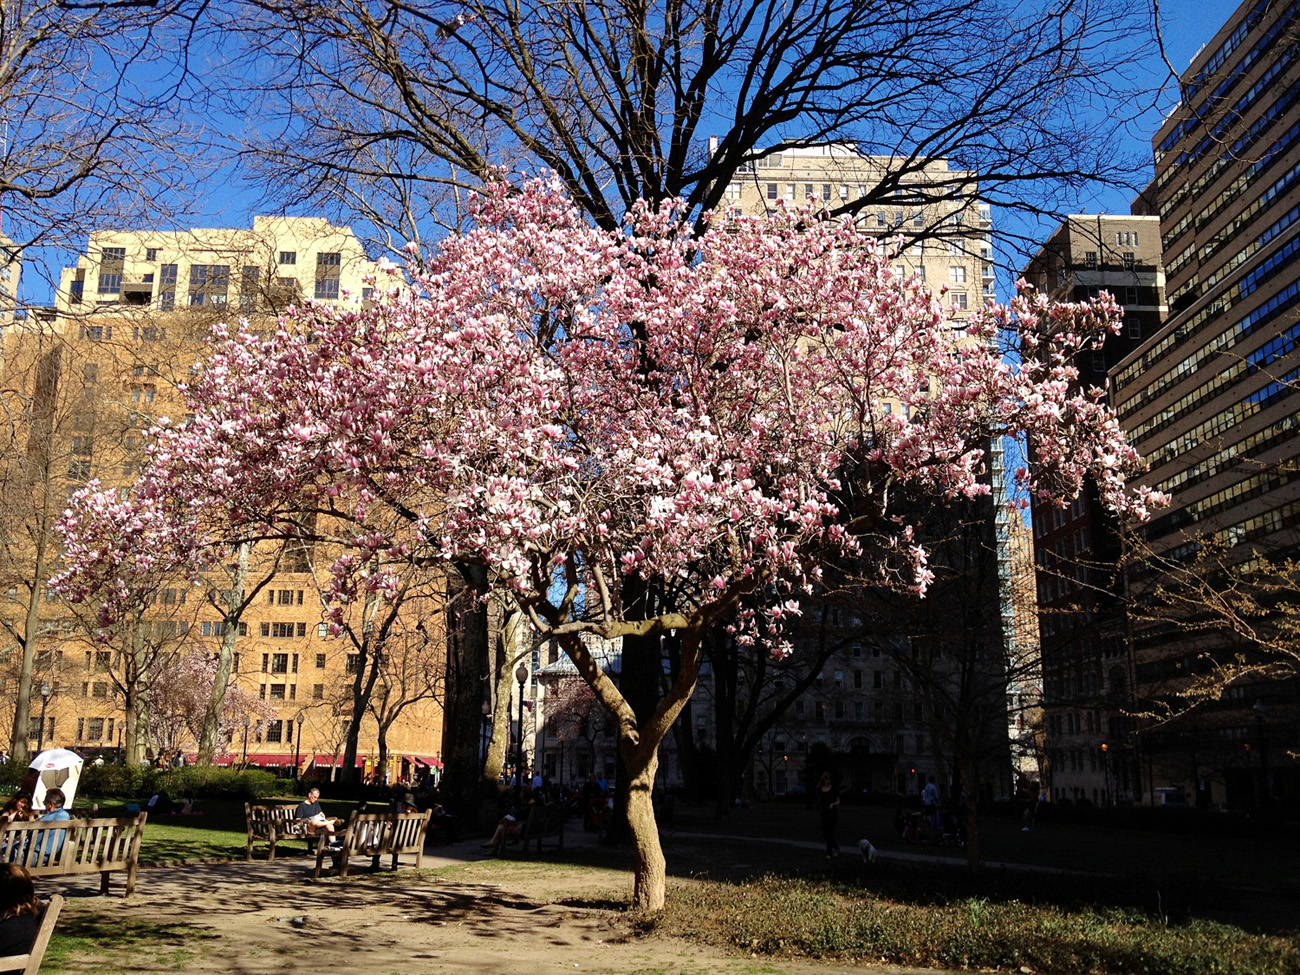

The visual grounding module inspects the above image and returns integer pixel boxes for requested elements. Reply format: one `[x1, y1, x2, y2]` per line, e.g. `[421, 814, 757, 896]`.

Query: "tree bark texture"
[623, 744, 665, 910]
[440, 562, 491, 819]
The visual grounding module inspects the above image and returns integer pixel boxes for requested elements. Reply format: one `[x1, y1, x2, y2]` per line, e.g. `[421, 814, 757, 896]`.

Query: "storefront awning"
[244, 753, 292, 767]
[409, 755, 443, 768]
[310, 754, 366, 768]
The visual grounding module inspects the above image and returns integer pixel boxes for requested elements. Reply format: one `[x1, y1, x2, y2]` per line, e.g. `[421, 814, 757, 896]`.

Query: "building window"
[270, 683, 286, 700]
[317, 251, 341, 268]
[316, 653, 326, 669]
[313, 683, 324, 699]
[266, 719, 283, 742]
[271, 653, 289, 674]
[876, 212, 886, 226]
[241, 266, 260, 310]
[766, 183, 778, 201]
[1123, 251, 1135, 270]
[189, 264, 230, 306]
[97, 247, 125, 295]
[313, 277, 340, 300]
[279, 251, 296, 265]
[346, 654, 360, 674]
[949, 292, 969, 311]
[949, 265, 967, 284]
[145, 248, 158, 261]
[1084, 251, 1097, 269]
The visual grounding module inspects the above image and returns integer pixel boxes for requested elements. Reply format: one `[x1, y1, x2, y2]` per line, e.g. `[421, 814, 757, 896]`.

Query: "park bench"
[244, 803, 315, 861]
[0, 815, 147, 897]
[515, 803, 566, 854]
[313, 809, 430, 879]
[0, 893, 63, 975]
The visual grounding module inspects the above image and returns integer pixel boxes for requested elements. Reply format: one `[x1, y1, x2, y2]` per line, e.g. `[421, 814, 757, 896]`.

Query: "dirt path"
[39, 839, 938, 975]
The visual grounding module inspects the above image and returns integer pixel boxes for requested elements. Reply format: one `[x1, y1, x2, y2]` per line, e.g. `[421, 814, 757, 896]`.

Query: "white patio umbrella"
[29, 748, 84, 811]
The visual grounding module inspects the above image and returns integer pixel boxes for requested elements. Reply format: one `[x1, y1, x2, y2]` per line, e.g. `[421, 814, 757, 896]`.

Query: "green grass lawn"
[84, 796, 364, 864]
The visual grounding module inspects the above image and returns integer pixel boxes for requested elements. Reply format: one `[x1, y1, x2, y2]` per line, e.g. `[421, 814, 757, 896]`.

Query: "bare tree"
[544, 675, 608, 778]
[366, 594, 446, 781]
[0, 0, 203, 281]
[0, 320, 147, 761]
[223, 0, 1155, 256]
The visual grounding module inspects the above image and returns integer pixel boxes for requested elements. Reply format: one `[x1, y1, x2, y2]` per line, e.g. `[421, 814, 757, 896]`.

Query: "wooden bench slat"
[313, 810, 430, 879]
[0, 817, 145, 899]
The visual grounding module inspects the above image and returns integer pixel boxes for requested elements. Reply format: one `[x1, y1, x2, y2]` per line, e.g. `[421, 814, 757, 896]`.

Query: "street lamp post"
[294, 712, 306, 787]
[515, 663, 528, 801]
[1253, 699, 1268, 810]
[241, 714, 251, 765]
[36, 682, 52, 753]
[1100, 743, 1109, 807]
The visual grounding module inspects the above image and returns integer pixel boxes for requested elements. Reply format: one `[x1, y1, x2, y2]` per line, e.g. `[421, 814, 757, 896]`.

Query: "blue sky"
[18, 0, 1250, 305]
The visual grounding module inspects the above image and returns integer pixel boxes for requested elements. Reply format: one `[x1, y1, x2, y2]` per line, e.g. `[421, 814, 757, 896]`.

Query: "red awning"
[311, 754, 365, 769]
[410, 756, 443, 768]
[244, 753, 292, 767]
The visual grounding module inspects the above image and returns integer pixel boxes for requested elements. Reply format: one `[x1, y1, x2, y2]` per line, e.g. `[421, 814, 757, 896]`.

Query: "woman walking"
[816, 772, 840, 858]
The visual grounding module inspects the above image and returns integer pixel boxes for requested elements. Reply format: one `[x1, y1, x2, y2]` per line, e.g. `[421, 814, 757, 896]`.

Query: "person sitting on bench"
[0, 864, 41, 959]
[295, 789, 341, 847]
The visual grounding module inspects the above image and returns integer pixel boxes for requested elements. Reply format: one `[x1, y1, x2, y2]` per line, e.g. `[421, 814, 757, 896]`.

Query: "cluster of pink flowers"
[55, 178, 1158, 652]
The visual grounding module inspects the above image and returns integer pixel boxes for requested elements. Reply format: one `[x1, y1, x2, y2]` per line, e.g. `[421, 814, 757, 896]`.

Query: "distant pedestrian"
[816, 772, 840, 858]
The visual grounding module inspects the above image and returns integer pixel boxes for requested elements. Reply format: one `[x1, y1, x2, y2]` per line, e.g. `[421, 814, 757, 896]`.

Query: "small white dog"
[858, 838, 878, 864]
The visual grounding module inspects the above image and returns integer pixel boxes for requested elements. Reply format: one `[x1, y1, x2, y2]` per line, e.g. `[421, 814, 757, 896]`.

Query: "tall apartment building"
[0, 217, 445, 781]
[1109, 0, 1300, 811]
[707, 145, 1025, 802]
[1022, 213, 1166, 804]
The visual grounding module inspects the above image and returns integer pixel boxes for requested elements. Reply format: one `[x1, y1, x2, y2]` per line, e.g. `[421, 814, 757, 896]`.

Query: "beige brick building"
[1, 217, 444, 782]
[723, 144, 995, 323]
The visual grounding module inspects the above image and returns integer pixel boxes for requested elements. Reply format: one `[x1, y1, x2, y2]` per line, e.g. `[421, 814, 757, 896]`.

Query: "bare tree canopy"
[221, 0, 1155, 247]
[0, 0, 203, 265]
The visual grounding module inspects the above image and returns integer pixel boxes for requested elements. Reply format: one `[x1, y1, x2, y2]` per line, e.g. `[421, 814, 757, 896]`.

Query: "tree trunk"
[439, 562, 491, 819]
[623, 742, 666, 911]
[961, 763, 982, 872]
[605, 577, 661, 845]
[198, 542, 249, 765]
[8, 579, 40, 764]
[483, 611, 519, 783]
[123, 619, 151, 765]
[376, 722, 390, 782]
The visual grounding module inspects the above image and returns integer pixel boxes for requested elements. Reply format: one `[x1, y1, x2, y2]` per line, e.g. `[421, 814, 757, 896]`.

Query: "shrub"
[79, 764, 279, 801]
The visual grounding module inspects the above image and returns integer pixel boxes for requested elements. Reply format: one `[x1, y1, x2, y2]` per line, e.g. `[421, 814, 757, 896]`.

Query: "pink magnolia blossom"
[97, 178, 1154, 644]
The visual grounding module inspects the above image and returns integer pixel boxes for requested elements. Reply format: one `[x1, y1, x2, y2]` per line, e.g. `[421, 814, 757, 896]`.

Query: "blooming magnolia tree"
[59, 180, 1156, 909]
[54, 481, 199, 763]
[148, 648, 277, 757]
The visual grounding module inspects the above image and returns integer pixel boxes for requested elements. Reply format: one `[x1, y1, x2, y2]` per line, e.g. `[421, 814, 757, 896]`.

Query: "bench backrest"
[0, 815, 147, 874]
[340, 810, 430, 856]
[522, 803, 565, 836]
[0, 893, 64, 975]
[245, 803, 300, 839]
